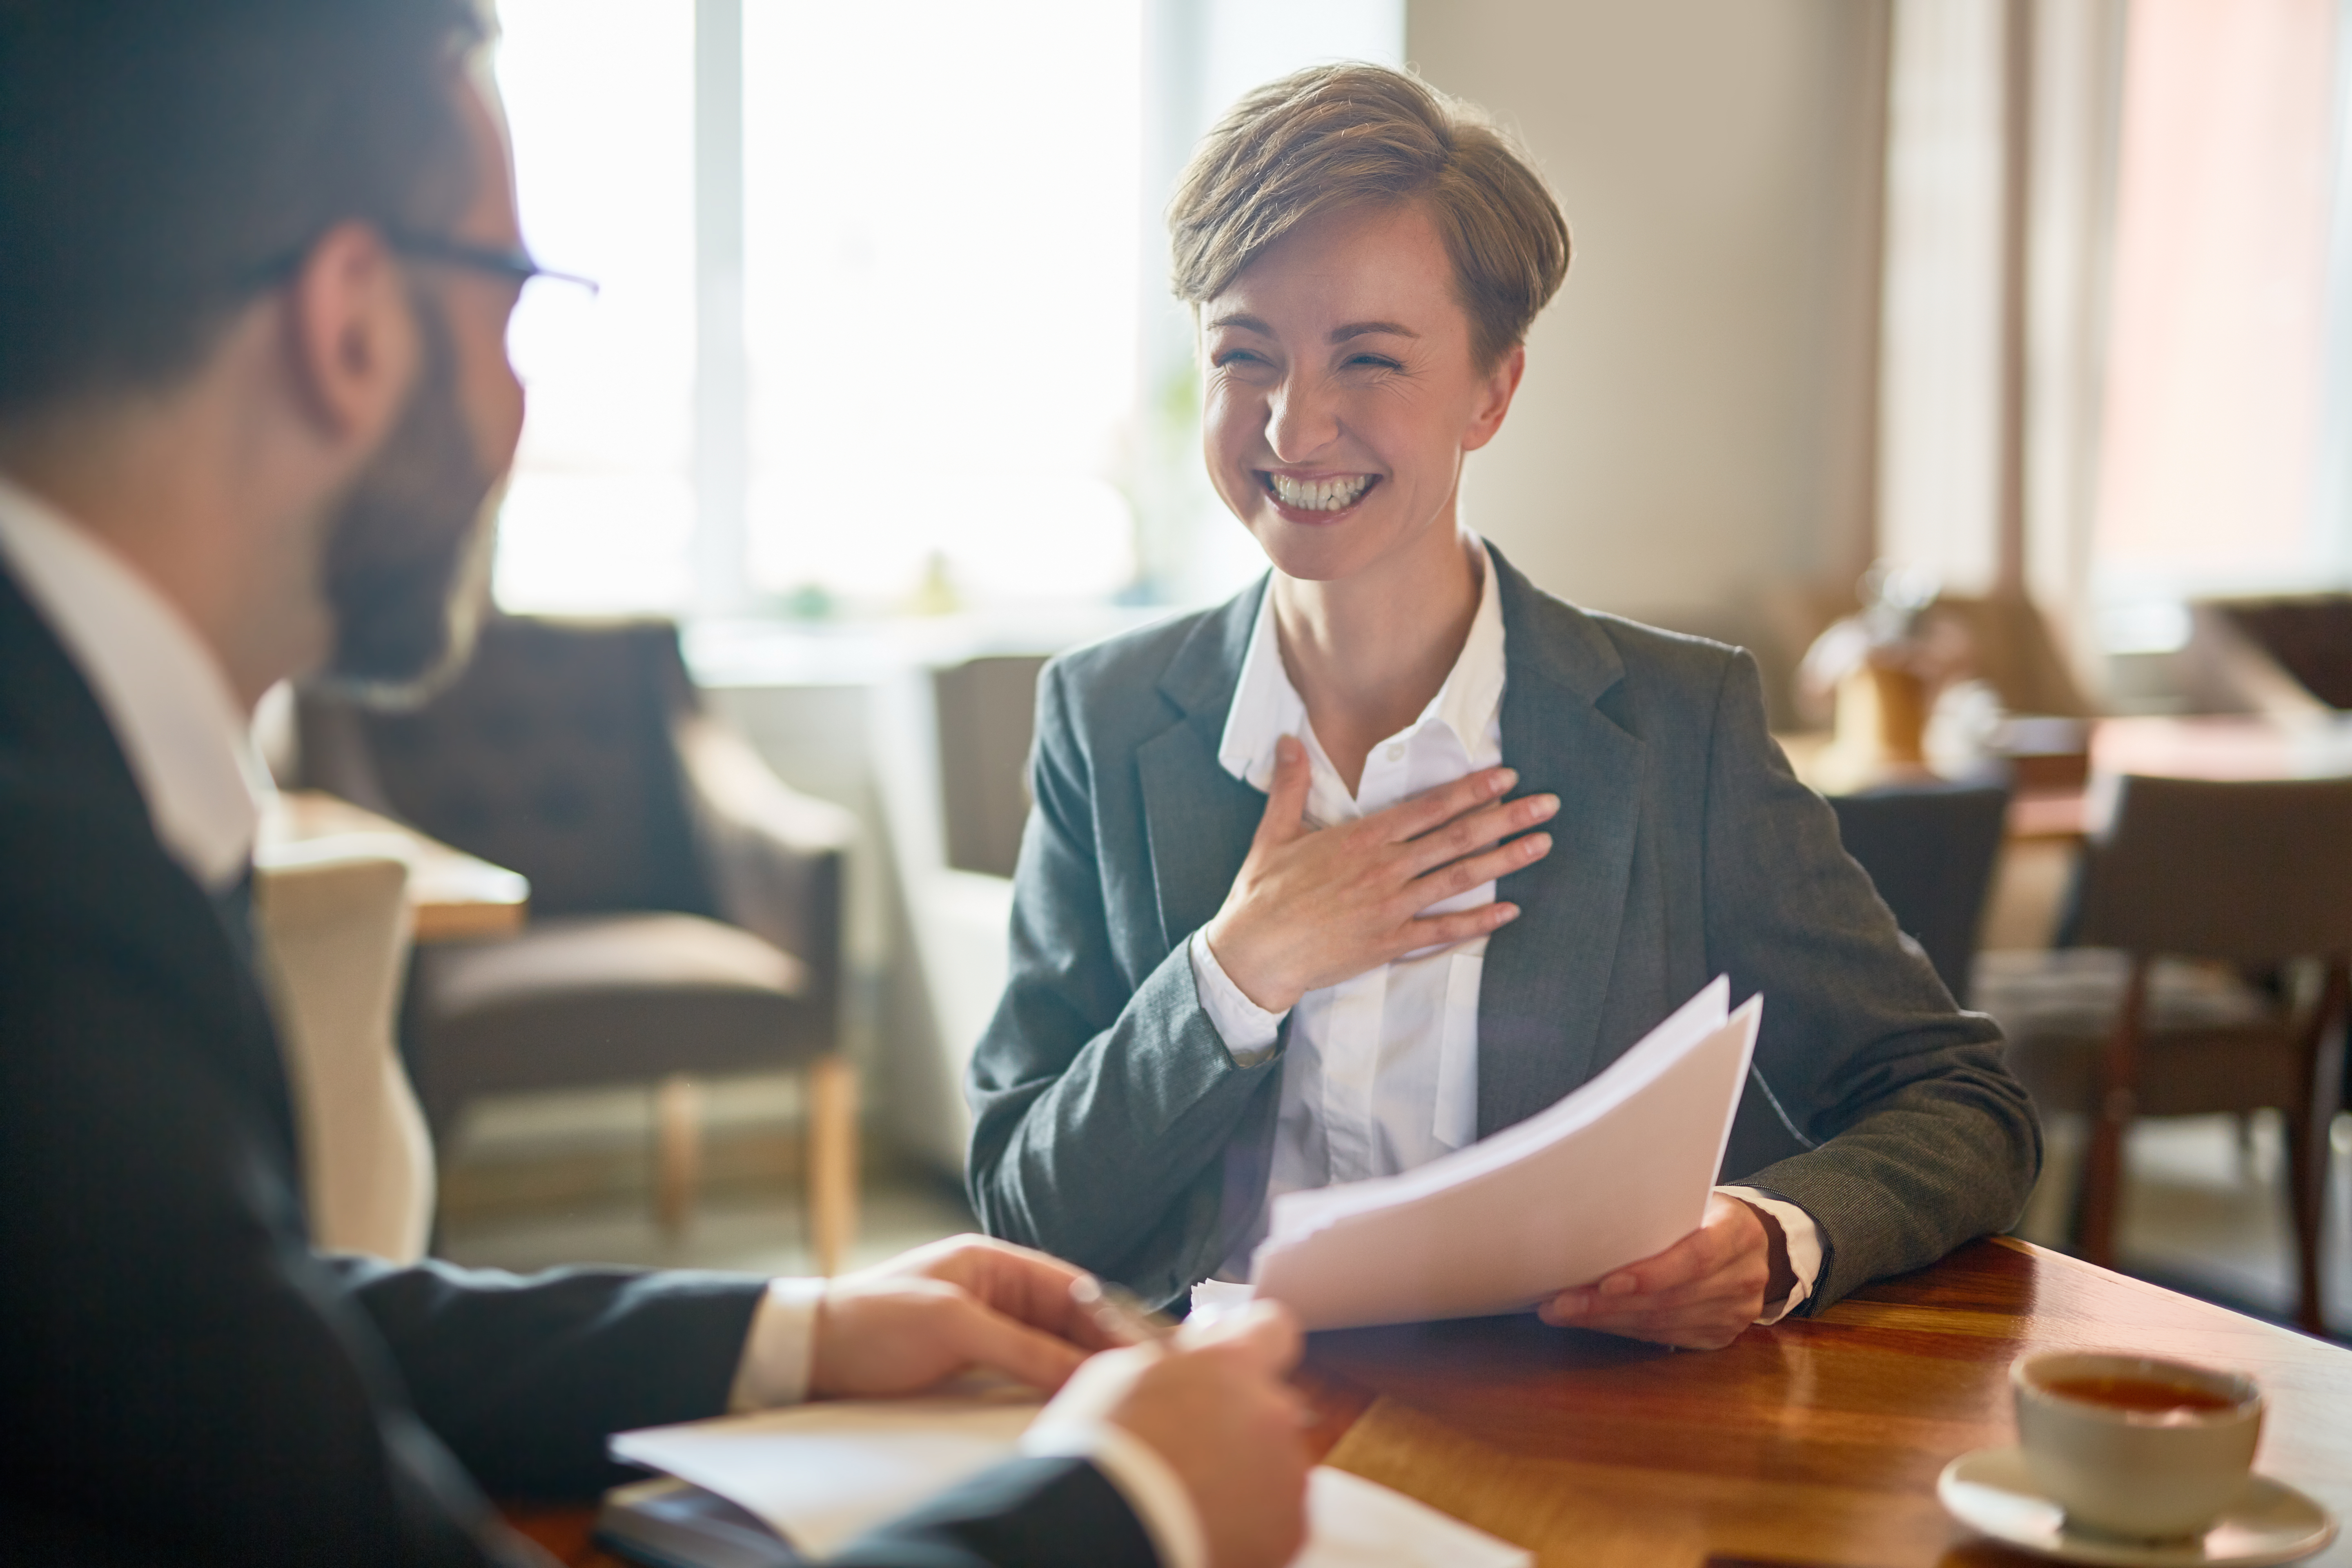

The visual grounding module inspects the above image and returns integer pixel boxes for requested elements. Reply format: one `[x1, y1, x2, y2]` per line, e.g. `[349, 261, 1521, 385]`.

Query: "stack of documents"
[1229, 976, 1762, 1331]
[604, 1391, 1530, 1567]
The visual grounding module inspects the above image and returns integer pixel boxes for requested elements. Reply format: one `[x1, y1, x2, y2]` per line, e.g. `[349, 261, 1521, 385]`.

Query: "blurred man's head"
[0, 0, 526, 705]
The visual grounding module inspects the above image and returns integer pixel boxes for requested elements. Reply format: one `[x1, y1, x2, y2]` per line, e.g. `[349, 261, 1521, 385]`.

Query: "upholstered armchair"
[296, 615, 860, 1270]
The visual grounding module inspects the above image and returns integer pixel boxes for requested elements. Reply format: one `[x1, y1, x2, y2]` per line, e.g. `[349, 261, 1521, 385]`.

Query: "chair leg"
[2284, 962, 2348, 1336]
[2078, 960, 2151, 1269]
[2077, 1099, 2127, 1267]
[655, 1074, 702, 1237]
[2282, 1103, 2326, 1335]
[807, 1053, 860, 1277]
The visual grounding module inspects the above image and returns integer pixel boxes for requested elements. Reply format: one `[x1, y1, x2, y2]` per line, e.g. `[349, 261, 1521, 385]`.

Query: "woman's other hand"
[1534, 1193, 1796, 1350]
[1201, 733, 1557, 1013]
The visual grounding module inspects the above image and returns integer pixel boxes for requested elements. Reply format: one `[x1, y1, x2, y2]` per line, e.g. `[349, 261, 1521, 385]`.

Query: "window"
[2093, 0, 2347, 598]
[738, 0, 1142, 611]
[492, 0, 699, 614]
[488, 0, 1403, 620]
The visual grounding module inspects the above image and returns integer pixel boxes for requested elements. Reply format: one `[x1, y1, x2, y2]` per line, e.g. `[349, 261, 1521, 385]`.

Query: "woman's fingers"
[1251, 733, 1313, 851]
[1396, 790, 1558, 878]
[1405, 831, 1552, 908]
[1377, 766, 1517, 842]
[1391, 901, 1521, 954]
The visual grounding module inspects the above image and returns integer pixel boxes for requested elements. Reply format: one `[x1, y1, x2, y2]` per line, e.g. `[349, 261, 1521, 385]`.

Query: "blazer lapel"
[1134, 578, 1269, 956]
[1477, 549, 1646, 1135]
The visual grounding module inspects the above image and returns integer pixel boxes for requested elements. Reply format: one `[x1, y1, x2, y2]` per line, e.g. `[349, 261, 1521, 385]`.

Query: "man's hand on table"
[807, 1235, 1125, 1398]
[1537, 1192, 1797, 1350]
[1040, 1301, 1313, 1568]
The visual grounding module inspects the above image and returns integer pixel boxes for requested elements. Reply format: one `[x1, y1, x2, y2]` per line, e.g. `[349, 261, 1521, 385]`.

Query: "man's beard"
[314, 291, 499, 709]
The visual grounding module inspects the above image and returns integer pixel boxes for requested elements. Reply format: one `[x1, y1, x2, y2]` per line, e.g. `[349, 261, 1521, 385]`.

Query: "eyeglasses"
[386, 231, 599, 298]
[236, 229, 599, 298]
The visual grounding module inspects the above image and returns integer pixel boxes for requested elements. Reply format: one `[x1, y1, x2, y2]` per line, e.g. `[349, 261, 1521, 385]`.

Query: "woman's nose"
[1265, 375, 1338, 463]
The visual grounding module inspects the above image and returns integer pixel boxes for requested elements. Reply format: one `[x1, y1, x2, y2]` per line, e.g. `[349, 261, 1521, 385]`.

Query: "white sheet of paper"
[1243, 977, 1762, 1331]
[1298, 1467, 1530, 1568]
[610, 1394, 1530, 1566]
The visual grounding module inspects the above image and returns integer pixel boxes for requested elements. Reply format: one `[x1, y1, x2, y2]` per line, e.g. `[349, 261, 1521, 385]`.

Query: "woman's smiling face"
[1199, 199, 1523, 584]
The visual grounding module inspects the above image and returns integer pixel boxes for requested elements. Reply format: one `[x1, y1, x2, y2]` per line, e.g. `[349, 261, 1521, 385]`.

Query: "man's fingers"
[975, 1245, 1126, 1352]
[944, 1298, 1093, 1391]
[1180, 1300, 1303, 1376]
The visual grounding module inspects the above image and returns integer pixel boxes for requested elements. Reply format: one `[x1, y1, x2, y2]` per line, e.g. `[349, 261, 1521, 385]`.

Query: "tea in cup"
[2011, 1351, 2262, 1539]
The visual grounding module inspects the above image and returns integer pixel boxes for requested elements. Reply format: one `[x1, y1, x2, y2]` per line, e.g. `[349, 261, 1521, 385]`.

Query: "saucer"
[1937, 1446, 2336, 1566]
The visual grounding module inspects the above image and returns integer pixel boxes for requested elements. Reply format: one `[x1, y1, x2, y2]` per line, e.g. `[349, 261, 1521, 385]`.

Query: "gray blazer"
[965, 548, 2041, 1314]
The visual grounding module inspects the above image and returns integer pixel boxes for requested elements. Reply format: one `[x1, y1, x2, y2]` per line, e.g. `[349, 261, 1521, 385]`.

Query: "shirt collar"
[0, 472, 272, 891]
[1216, 536, 1508, 795]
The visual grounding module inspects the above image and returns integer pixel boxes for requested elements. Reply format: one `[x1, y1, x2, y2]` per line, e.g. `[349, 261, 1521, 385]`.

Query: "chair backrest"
[2074, 773, 2352, 963]
[252, 842, 434, 1262]
[301, 617, 715, 919]
[932, 655, 1047, 879]
[2216, 596, 2352, 710]
[1829, 782, 2011, 1007]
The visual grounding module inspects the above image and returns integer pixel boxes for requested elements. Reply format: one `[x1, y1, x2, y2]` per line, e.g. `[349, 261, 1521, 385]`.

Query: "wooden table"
[258, 788, 528, 943]
[510, 1236, 2352, 1568]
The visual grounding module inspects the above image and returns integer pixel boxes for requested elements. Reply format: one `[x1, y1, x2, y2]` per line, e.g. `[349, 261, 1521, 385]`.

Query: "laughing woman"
[966, 64, 2038, 1345]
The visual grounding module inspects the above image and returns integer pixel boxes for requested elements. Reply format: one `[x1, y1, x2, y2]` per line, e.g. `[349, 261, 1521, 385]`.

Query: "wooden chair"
[1976, 775, 2352, 1332]
[297, 617, 862, 1271]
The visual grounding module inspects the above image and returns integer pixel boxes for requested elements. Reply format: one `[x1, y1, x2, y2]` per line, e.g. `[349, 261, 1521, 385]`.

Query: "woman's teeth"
[1268, 472, 1372, 512]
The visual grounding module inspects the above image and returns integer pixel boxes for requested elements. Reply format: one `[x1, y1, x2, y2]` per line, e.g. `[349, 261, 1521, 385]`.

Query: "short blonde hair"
[1168, 63, 1570, 370]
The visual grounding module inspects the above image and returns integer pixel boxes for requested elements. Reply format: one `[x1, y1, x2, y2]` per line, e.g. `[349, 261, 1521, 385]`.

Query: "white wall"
[1408, 0, 1888, 658]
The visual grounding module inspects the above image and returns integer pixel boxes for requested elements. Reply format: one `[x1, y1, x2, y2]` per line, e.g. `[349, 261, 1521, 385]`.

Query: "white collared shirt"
[0, 472, 1207, 1566]
[1189, 538, 1823, 1321]
[0, 474, 272, 893]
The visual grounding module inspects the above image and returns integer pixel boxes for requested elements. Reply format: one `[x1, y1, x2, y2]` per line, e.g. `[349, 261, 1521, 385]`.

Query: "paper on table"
[610, 1386, 1038, 1559]
[610, 1394, 1530, 1566]
[1301, 1467, 1530, 1568]
[1242, 976, 1762, 1331]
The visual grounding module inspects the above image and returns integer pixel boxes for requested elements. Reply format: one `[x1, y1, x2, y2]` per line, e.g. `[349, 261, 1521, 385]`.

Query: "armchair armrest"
[674, 712, 858, 1024]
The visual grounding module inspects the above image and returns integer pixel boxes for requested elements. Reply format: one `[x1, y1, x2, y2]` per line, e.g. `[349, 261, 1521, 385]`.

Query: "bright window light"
[491, 0, 698, 615]
[739, 0, 1143, 611]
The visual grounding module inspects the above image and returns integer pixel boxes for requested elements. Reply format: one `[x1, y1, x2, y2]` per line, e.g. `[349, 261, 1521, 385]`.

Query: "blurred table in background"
[259, 788, 529, 943]
[506, 1237, 2352, 1568]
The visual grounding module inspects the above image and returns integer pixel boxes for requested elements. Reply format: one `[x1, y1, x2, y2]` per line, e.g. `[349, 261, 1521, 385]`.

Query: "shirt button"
[1385, 744, 1405, 761]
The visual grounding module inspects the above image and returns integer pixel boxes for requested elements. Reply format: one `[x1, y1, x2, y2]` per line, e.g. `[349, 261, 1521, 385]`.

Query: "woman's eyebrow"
[1207, 312, 1273, 333]
[1331, 320, 1417, 342]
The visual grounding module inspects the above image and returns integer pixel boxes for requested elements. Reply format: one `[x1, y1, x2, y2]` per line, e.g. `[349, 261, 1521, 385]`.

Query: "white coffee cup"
[2011, 1351, 2262, 1539]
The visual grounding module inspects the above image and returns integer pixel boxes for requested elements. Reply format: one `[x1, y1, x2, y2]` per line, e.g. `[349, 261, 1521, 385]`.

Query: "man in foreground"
[0, 4, 1307, 1565]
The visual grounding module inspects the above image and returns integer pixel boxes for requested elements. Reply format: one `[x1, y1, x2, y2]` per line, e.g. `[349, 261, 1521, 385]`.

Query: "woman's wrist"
[1200, 912, 1300, 1014]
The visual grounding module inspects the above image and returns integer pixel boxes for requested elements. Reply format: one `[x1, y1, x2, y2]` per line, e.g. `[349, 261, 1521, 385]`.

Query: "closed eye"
[1345, 353, 1403, 370]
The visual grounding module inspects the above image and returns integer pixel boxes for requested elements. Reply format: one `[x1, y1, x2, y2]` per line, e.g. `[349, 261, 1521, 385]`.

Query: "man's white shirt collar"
[1216, 535, 1507, 808]
[0, 472, 271, 892]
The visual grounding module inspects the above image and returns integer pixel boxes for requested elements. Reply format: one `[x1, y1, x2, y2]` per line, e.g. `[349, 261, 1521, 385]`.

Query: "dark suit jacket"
[0, 565, 1156, 1568]
[966, 548, 2042, 1313]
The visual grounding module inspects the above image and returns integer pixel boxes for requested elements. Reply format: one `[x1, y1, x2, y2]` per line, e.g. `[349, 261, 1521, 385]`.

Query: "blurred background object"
[293, 616, 859, 1271]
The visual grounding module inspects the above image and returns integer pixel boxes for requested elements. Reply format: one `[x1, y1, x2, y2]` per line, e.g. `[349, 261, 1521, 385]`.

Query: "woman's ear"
[1460, 343, 1526, 454]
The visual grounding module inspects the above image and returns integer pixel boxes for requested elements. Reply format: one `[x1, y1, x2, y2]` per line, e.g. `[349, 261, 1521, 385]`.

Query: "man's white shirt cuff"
[1716, 1185, 1823, 1325]
[1023, 1415, 1209, 1568]
[1187, 927, 1285, 1066]
[726, 1276, 830, 1412]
